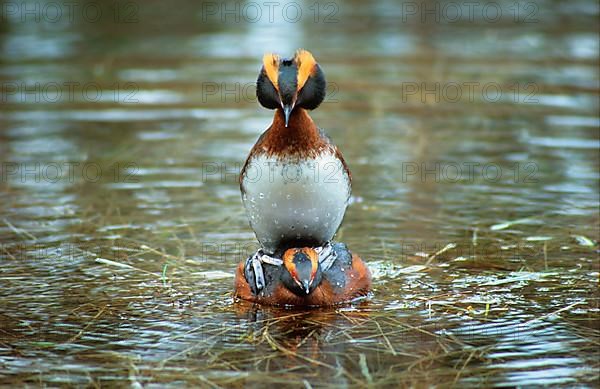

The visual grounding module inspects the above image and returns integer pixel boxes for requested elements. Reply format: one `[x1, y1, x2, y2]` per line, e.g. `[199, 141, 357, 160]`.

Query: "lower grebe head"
[280, 247, 323, 296]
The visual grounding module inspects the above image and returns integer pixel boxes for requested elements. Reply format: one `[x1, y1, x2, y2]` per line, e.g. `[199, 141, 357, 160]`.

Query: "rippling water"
[0, 0, 598, 387]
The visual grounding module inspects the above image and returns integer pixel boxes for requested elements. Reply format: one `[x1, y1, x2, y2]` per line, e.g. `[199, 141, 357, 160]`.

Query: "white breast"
[242, 152, 351, 254]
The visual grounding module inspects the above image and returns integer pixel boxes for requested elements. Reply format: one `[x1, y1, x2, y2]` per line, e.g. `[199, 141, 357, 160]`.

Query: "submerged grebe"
[234, 242, 371, 306]
[240, 50, 351, 255]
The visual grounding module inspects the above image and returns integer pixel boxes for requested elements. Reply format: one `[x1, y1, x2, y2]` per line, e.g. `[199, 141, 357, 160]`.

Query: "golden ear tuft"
[294, 49, 317, 91]
[262, 53, 280, 90]
[282, 248, 297, 270]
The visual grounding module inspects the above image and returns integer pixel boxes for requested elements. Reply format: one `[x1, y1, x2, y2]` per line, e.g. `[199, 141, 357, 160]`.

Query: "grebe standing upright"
[240, 50, 351, 255]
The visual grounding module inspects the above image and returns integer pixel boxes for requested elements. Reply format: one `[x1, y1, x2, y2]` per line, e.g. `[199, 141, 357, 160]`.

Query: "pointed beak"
[282, 104, 294, 127]
[302, 280, 311, 295]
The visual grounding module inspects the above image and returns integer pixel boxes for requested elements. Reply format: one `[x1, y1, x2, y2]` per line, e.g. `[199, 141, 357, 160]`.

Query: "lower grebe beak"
[301, 280, 311, 295]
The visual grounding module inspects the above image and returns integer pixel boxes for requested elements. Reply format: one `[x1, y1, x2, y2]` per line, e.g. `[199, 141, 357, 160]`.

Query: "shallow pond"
[0, 0, 598, 387]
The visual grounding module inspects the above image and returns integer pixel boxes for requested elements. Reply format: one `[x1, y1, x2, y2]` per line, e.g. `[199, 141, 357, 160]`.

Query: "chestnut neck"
[260, 108, 325, 157]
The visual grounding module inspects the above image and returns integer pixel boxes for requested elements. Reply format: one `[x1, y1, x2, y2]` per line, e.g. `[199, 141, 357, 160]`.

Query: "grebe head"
[281, 247, 322, 296]
[256, 49, 326, 127]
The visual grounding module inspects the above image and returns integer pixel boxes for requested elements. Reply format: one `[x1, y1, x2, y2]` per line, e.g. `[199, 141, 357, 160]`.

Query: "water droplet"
[259, 192, 265, 199]
[286, 194, 292, 200]
[271, 202, 277, 208]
